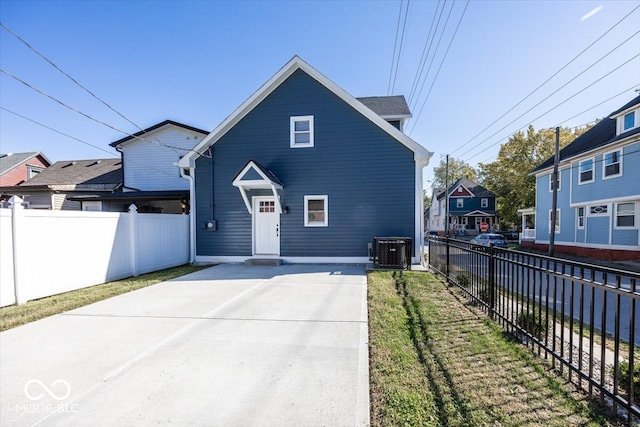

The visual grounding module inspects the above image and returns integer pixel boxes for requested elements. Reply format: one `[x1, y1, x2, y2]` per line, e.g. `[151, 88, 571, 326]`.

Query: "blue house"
[428, 178, 498, 236]
[178, 56, 433, 264]
[526, 95, 640, 261]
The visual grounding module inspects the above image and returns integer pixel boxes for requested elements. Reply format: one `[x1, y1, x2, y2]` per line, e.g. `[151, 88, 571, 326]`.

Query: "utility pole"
[549, 127, 559, 256]
[445, 154, 450, 237]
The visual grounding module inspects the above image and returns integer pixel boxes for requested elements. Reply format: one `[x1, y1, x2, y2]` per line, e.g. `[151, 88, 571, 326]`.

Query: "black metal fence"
[428, 236, 639, 422]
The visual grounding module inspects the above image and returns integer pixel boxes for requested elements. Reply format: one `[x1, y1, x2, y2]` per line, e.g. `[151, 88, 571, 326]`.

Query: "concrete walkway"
[0, 264, 370, 427]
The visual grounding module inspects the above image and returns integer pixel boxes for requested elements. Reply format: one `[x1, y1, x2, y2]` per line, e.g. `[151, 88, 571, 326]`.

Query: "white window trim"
[304, 195, 328, 227]
[481, 198, 488, 208]
[456, 198, 463, 208]
[290, 115, 314, 148]
[549, 171, 560, 192]
[548, 209, 560, 234]
[576, 206, 585, 229]
[82, 201, 102, 211]
[613, 201, 637, 230]
[602, 149, 622, 180]
[618, 108, 639, 134]
[578, 157, 595, 185]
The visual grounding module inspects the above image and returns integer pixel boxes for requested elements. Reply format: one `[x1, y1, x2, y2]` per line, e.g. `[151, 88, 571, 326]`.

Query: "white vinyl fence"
[0, 198, 189, 307]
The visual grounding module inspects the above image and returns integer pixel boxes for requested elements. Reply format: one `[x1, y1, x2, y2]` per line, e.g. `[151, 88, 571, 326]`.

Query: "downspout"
[415, 155, 431, 266]
[179, 167, 196, 264]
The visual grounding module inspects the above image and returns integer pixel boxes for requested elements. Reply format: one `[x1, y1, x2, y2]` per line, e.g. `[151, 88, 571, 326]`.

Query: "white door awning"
[232, 160, 283, 214]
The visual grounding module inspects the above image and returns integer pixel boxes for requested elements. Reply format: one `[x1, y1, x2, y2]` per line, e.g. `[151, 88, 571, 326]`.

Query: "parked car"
[470, 233, 508, 250]
[427, 231, 439, 237]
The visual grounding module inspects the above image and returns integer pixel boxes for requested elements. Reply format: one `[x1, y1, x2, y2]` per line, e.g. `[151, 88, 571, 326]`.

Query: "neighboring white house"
[70, 120, 209, 213]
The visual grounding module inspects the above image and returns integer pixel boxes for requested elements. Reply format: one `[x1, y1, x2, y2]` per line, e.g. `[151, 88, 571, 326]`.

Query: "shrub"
[516, 307, 545, 339]
[615, 360, 640, 404]
[456, 272, 470, 288]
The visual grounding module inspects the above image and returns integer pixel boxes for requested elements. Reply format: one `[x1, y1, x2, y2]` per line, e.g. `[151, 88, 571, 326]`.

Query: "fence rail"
[428, 237, 639, 423]
[0, 200, 189, 307]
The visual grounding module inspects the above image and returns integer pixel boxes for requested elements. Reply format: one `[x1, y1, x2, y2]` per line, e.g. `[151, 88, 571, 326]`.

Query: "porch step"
[244, 258, 283, 266]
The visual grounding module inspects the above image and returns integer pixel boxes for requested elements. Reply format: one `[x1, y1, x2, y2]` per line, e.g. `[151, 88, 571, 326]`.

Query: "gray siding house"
[179, 56, 432, 264]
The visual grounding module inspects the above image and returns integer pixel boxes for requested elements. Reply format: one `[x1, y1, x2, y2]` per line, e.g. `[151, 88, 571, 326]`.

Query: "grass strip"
[369, 270, 616, 426]
[0, 264, 209, 331]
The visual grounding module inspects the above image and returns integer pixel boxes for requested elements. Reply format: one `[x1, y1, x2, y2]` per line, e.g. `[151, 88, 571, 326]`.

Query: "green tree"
[432, 157, 478, 189]
[423, 190, 431, 209]
[479, 125, 591, 228]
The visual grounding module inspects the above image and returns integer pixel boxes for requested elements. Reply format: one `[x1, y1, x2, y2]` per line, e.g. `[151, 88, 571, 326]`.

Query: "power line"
[0, 22, 211, 158]
[389, 0, 411, 95]
[450, 4, 640, 156]
[408, 0, 469, 135]
[0, 68, 201, 157]
[407, 0, 447, 106]
[0, 106, 178, 178]
[471, 84, 640, 165]
[457, 50, 640, 161]
[387, 1, 404, 95]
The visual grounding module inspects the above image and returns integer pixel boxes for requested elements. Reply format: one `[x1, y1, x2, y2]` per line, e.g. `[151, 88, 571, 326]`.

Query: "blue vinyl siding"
[195, 69, 415, 257]
[535, 168, 571, 241]
[612, 229, 638, 246]
[571, 141, 640, 205]
[586, 216, 610, 245]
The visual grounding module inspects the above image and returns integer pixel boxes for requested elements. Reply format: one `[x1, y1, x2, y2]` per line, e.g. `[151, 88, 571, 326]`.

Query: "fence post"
[445, 236, 450, 283]
[8, 196, 26, 305]
[488, 243, 495, 320]
[129, 204, 138, 277]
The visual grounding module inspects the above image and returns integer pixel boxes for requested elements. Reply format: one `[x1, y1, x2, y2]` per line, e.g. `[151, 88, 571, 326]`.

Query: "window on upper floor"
[615, 202, 636, 228]
[578, 158, 594, 184]
[456, 198, 463, 208]
[481, 198, 488, 208]
[290, 116, 314, 148]
[603, 150, 622, 179]
[549, 171, 560, 192]
[623, 111, 636, 131]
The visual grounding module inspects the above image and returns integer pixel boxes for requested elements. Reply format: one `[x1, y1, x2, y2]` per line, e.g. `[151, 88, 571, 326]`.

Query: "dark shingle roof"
[19, 158, 122, 187]
[109, 120, 209, 147]
[0, 152, 50, 175]
[436, 178, 495, 200]
[356, 96, 412, 118]
[533, 95, 640, 173]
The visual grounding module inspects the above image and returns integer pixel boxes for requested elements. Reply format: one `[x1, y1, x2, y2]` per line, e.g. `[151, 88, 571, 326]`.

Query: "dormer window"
[623, 111, 636, 131]
[616, 106, 639, 134]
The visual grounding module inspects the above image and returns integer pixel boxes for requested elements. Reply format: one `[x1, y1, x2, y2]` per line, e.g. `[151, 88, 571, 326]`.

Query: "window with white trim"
[615, 202, 636, 228]
[456, 198, 463, 208]
[603, 150, 621, 178]
[623, 111, 636, 131]
[290, 116, 314, 148]
[578, 158, 594, 184]
[549, 171, 560, 192]
[549, 209, 560, 234]
[304, 195, 327, 227]
[82, 201, 102, 212]
[481, 198, 488, 208]
[577, 206, 584, 229]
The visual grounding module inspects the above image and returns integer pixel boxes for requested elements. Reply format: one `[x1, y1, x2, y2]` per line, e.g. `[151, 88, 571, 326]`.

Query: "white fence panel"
[0, 202, 190, 307]
[134, 213, 189, 275]
[0, 209, 16, 306]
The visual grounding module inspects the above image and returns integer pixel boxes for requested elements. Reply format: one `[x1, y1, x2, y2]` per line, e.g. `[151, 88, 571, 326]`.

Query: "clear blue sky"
[1, 0, 638, 188]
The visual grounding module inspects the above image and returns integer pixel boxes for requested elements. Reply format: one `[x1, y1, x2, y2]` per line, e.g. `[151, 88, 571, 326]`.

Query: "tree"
[423, 189, 431, 209]
[431, 157, 478, 189]
[479, 125, 591, 228]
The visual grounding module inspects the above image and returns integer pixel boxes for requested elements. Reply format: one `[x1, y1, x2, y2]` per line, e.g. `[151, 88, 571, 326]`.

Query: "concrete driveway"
[0, 264, 369, 427]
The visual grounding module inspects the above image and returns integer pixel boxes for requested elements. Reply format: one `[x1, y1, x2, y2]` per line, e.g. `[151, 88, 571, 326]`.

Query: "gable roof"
[0, 152, 51, 175]
[436, 178, 495, 200]
[109, 120, 209, 148]
[17, 158, 122, 188]
[179, 56, 432, 168]
[532, 95, 640, 173]
[356, 96, 412, 119]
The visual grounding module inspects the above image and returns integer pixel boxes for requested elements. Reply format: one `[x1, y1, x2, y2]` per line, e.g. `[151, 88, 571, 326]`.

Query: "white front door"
[254, 197, 280, 255]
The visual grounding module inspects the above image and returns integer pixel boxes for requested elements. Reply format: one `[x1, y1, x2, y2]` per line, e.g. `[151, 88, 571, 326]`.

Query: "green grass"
[368, 270, 617, 426]
[0, 264, 209, 331]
